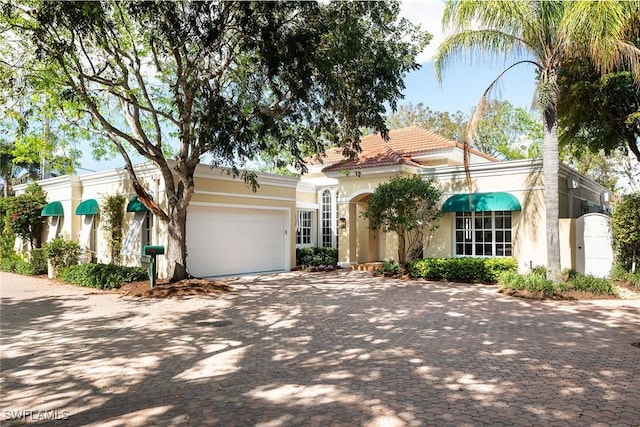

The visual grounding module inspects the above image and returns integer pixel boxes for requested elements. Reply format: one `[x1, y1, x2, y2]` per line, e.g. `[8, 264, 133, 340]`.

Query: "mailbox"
[142, 245, 165, 288]
[142, 245, 165, 256]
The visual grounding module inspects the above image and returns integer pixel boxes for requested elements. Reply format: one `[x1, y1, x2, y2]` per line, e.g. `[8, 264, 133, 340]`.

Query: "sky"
[397, 0, 537, 114]
[78, 0, 538, 174]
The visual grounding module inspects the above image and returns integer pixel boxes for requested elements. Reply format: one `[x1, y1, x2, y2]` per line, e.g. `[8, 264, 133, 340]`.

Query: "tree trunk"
[2, 172, 12, 197]
[165, 205, 189, 282]
[397, 228, 406, 266]
[542, 87, 562, 283]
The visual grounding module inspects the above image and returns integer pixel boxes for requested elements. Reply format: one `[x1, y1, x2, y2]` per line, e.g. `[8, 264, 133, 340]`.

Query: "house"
[13, 126, 613, 278]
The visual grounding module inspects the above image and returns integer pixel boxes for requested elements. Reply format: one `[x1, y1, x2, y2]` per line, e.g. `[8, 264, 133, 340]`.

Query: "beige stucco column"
[337, 201, 358, 267]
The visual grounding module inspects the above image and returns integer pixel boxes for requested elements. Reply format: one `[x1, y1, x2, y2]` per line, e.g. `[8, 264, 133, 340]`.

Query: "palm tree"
[434, 0, 640, 281]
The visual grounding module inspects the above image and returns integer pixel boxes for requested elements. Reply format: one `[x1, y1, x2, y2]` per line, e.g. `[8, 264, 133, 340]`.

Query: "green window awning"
[442, 192, 522, 213]
[75, 199, 99, 215]
[41, 201, 64, 217]
[126, 195, 149, 212]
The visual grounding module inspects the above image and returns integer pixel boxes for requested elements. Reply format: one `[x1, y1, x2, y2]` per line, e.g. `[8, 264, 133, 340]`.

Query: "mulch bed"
[497, 288, 618, 301]
[118, 278, 232, 298]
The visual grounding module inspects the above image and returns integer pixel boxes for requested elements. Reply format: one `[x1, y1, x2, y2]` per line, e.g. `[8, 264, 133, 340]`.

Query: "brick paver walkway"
[1, 270, 639, 426]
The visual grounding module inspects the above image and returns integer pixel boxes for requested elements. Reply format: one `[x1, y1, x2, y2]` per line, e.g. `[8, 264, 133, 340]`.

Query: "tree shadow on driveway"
[1, 270, 639, 426]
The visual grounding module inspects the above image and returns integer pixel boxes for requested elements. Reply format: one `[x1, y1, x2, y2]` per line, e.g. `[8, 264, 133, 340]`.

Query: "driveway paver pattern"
[1, 270, 639, 426]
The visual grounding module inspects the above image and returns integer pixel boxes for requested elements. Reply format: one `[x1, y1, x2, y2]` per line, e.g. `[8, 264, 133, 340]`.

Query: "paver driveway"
[1, 270, 639, 426]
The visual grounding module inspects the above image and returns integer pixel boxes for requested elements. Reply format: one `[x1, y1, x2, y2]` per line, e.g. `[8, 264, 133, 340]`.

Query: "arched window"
[321, 189, 333, 247]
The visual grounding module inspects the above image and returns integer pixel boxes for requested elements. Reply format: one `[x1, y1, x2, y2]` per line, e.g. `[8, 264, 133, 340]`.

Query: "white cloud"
[399, 0, 446, 63]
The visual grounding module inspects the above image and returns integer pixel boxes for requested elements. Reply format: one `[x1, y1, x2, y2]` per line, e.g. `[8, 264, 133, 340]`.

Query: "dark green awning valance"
[75, 199, 99, 215]
[442, 192, 522, 213]
[41, 201, 64, 217]
[126, 195, 149, 212]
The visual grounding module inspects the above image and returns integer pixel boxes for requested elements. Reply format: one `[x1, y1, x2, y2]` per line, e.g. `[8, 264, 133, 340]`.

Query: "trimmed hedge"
[408, 257, 518, 283]
[296, 247, 338, 267]
[58, 263, 148, 290]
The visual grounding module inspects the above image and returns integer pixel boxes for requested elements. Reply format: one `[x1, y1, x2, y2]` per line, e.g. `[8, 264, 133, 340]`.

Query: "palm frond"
[443, 0, 536, 37]
[434, 29, 533, 82]
[560, 0, 640, 80]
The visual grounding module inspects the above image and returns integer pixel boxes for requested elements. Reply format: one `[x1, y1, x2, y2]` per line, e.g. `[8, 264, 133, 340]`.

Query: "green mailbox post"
[142, 245, 165, 288]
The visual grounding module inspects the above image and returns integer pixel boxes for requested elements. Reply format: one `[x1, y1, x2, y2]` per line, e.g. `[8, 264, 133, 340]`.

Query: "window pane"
[495, 217, 504, 228]
[476, 244, 484, 255]
[484, 244, 492, 256]
[505, 216, 512, 228]
[496, 231, 504, 242]
[475, 231, 483, 242]
[322, 190, 333, 247]
[484, 231, 492, 242]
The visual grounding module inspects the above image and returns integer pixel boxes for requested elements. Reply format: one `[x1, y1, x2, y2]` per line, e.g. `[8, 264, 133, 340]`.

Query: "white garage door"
[186, 206, 287, 277]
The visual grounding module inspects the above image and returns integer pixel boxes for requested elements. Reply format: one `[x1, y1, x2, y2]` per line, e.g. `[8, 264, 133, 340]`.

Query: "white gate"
[576, 213, 613, 278]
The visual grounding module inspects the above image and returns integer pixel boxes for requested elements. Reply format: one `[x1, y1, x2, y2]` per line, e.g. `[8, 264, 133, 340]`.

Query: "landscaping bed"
[118, 278, 232, 298]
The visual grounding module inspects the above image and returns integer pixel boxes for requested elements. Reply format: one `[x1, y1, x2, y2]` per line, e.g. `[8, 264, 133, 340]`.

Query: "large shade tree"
[434, 0, 640, 281]
[0, 49, 82, 196]
[4, 1, 429, 280]
[557, 57, 640, 162]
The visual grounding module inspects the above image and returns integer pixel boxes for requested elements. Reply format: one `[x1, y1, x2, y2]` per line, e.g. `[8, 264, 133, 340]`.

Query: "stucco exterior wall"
[333, 168, 415, 265]
[14, 175, 83, 245]
[14, 162, 297, 279]
[191, 165, 298, 273]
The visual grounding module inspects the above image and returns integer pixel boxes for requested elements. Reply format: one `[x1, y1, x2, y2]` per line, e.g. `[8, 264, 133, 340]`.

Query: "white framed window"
[455, 211, 512, 257]
[321, 189, 333, 247]
[296, 210, 313, 246]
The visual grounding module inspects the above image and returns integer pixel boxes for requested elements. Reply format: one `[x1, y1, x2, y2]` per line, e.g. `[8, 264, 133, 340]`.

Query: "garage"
[186, 205, 288, 277]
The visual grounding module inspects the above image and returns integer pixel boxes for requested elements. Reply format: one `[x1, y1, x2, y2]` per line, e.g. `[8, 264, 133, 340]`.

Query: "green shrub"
[0, 254, 21, 273]
[623, 272, 640, 290]
[483, 258, 519, 282]
[0, 252, 46, 276]
[498, 271, 617, 297]
[566, 275, 616, 295]
[15, 259, 37, 276]
[443, 258, 485, 282]
[44, 238, 81, 270]
[611, 266, 640, 291]
[409, 258, 444, 281]
[408, 257, 518, 283]
[562, 268, 579, 280]
[530, 265, 547, 277]
[29, 249, 48, 275]
[378, 260, 401, 275]
[498, 270, 555, 296]
[57, 263, 148, 289]
[296, 247, 338, 267]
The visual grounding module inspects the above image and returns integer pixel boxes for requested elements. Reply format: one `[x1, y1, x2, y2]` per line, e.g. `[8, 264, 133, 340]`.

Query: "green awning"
[41, 201, 64, 217]
[126, 195, 149, 212]
[75, 199, 99, 215]
[442, 192, 522, 213]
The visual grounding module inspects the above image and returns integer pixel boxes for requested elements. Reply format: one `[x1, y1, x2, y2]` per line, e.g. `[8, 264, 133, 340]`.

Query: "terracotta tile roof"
[322, 146, 423, 173]
[308, 126, 496, 166]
